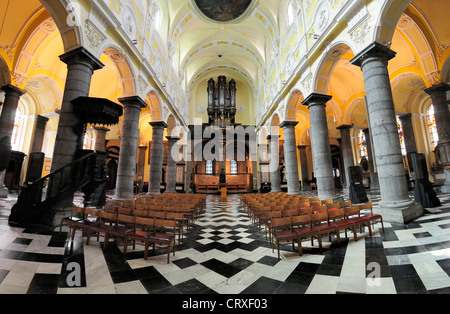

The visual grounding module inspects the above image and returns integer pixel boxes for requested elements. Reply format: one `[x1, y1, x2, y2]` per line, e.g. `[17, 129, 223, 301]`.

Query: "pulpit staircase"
[8, 151, 107, 230]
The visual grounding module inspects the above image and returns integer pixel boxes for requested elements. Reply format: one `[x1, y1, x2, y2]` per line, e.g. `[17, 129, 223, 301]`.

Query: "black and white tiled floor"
[1, 189, 450, 294]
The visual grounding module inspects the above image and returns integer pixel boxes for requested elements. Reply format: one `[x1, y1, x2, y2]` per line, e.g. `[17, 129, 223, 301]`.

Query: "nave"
[1, 191, 450, 294]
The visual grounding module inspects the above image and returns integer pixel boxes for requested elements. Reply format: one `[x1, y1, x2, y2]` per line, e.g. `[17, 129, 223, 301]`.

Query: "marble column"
[165, 136, 180, 193]
[52, 47, 104, 173]
[280, 121, 301, 195]
[424, 83, 450, 193]
[147, 121, 167, 195]
[302, 93, 338, 201]
[0, 85, 26, 198]
[267, 135, 282, 192]
[298, 145, 309, 191]
[337, 124, 354, 193]
[351, 42, 423, 223]
[363, 128, 379, 190]
[113, 96, 147, 201]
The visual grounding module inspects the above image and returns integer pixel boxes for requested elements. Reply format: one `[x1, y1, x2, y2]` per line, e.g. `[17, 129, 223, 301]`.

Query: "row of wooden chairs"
[60, 205, 178, 263]
[269, 204, 384, 259]
[103, 205, 188, 238]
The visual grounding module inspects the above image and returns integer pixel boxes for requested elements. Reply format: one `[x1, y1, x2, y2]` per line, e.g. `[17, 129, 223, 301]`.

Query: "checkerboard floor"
[1, 189, 450, 294]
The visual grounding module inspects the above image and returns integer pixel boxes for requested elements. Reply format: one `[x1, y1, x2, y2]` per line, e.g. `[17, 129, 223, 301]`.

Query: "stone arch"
[146, 91, 163, 121]
[313, 42, 355, 95]
[284, 89, 304, 121]
[101, 47, 137, 97]
[166, 114, 177, 136]
[40, 0, 84, 52]
[372, 0, 412, 46]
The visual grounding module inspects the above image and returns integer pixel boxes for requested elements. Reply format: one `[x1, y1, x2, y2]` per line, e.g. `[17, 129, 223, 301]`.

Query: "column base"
[440, 169, 450, 193]
[375, 200, 424, 224]
[0, 187, 8, 198]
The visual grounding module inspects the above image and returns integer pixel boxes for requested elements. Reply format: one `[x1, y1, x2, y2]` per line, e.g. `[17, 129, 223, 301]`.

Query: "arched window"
[230, 160, 238, 175]
[358, 129, 368, 158]
[287, 1, 295, 27]
[11, 107, 24, 151]
[427, 104, 439, 150]
[396, 115, 407, 156]
[206, 160, 213, 175]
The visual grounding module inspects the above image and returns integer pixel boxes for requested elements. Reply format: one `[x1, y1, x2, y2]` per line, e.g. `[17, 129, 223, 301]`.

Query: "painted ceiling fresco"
[194, 0, 253, 22]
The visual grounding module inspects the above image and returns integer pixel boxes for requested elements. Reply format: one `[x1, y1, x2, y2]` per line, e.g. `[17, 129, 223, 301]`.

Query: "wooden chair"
[149, 219, 176, 263]
[85, 210, 117, 246]
[123, 217, 155, 257]
[59, 205, 84, 234]
[327, 208, 356, 243]
[68, 208, 100, 243]
[358, 203, 384, 232]
[104, 214, 136, 251]
[343, 206, 372, 237]
[270, 217, 297, 259]
[292, 214, 320, 255]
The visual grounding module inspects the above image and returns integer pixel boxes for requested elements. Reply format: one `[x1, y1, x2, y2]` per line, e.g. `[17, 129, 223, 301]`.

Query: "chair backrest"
[149, 211, 166, 219]
[312, 205, 327, 213]
[154, 218, 177, 229]
[292, 214, 311, 228]
[340, 201, 352, 208]
[123, 199, 135, 208]
[97, 210, 116, 222]
[298, 207, 312, 215]
[133, 209, 149, 218]
[135, 217, 155, 230]
[271, 217, 292, 230]
[110, 201, 123, 208]
[84, 208, 99, 219]
[343, 206, 361, 219]
[311, 211, 328, 224]
[327, 208, 345, 222]
[117, 214, 135, 226]
[118, 207, 133, 215]
[283, 209, 298, 217]
[327, 203, 341, 210]
[321, 199, 333, 205]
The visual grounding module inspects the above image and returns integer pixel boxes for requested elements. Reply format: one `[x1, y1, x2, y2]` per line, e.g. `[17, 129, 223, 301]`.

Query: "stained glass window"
[358, 129, 368, 158]
[427, 104, 439, 150]
[396, 116, 407, 156]
[230, 160, 238, 175]
[206, 160, 213, 175]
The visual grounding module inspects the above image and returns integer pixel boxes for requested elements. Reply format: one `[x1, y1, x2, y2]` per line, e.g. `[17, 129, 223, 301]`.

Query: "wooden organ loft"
[192, 76, 254, 194]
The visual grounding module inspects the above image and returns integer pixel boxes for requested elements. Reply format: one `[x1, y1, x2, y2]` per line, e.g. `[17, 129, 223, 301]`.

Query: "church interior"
[0, 0, 450, 295]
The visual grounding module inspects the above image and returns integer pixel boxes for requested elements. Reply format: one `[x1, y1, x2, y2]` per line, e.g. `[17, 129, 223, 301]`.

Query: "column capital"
[424, 82, 449, 95]
[94, 126, 110, 132]
[350, 42, 397, 67]
[267, 134, 280, 140]
[59, 47, 104, 70]
[279, 120, 298, 129]
[1, 84, 26, 97]
[337, 124, 354, 131]
[301, 93, 332, 108]
[149, 121, 168, 129]
[166, 136, 180, 142]
[118, 95, 147, 109]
